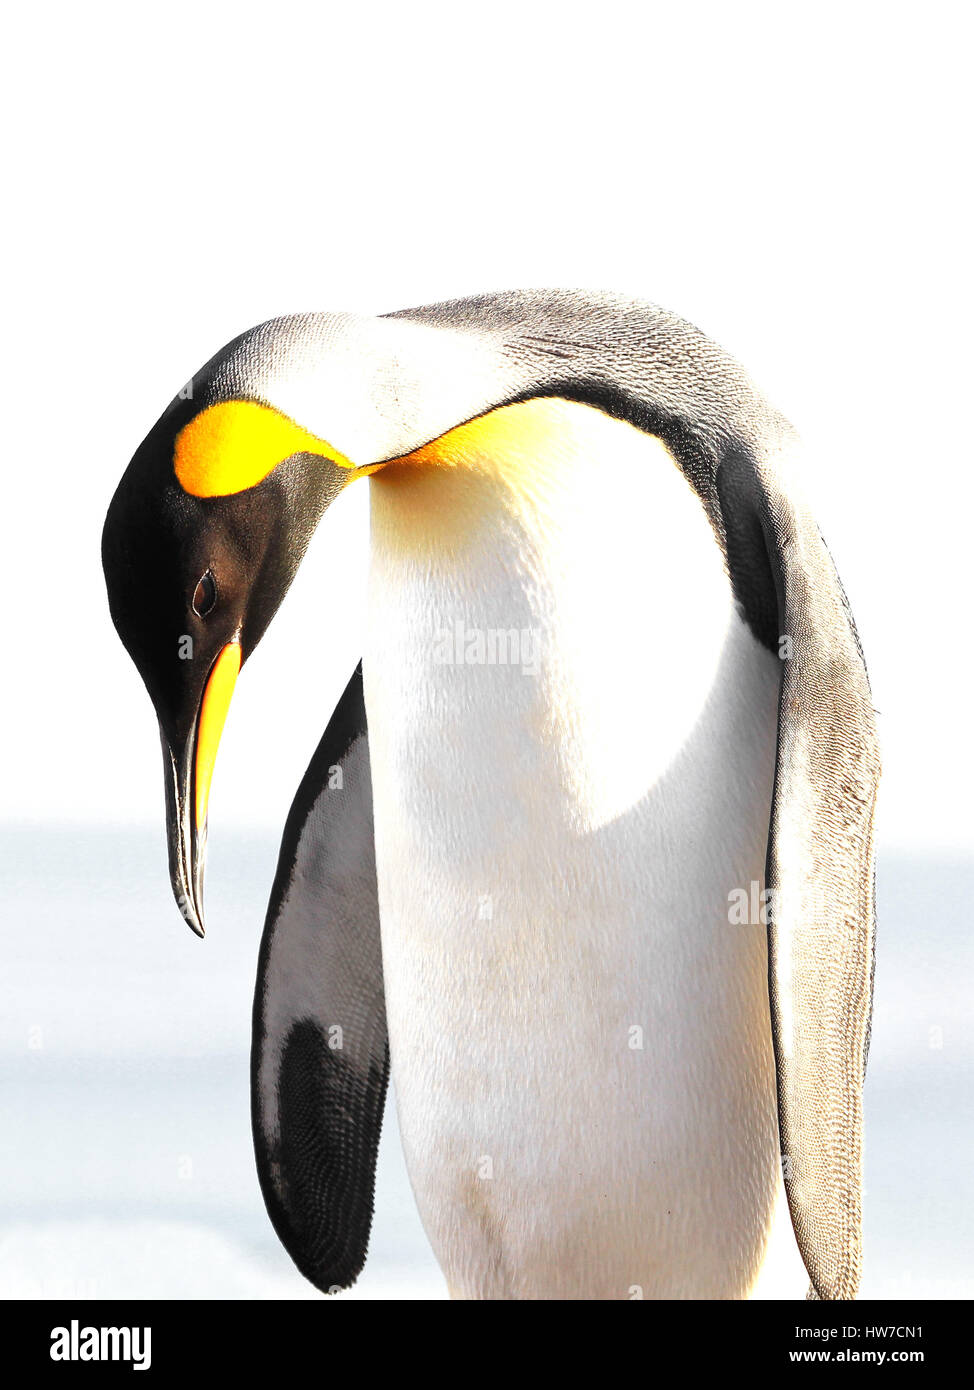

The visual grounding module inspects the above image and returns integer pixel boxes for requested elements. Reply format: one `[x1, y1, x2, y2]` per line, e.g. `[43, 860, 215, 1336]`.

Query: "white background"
[1, 1, 971, 1300]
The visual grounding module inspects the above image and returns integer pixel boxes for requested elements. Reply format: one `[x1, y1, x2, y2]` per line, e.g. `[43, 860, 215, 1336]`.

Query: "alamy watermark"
[50, 1321, 150, 1371]
[727, 880, 846, 927]
[432, 619, 541, 676]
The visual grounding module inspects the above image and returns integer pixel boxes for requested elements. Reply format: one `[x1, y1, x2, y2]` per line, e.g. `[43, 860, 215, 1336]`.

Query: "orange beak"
[194, 641, 241, 833]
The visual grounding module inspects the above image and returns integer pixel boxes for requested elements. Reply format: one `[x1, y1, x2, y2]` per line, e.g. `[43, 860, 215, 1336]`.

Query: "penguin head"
[102, 393, 348, 935]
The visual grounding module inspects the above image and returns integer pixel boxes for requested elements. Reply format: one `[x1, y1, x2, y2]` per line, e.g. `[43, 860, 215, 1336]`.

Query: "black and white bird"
[102, 291, 880, 1300]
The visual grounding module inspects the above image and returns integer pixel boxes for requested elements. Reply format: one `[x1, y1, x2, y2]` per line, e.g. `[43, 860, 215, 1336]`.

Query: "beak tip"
[175, 891, 206, 939]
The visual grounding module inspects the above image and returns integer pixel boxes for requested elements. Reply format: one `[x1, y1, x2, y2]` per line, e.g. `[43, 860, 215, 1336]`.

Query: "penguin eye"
[192, 570, 217, 617]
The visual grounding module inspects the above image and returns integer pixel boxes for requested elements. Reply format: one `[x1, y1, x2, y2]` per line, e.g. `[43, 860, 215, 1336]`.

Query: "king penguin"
[101, 291, 880, 1300]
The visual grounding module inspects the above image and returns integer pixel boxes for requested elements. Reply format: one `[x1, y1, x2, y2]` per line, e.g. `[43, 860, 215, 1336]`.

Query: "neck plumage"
[194, 309, 511, 474]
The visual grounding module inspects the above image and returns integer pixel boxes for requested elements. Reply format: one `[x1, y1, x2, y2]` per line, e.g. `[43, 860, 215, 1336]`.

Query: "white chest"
[363, 400, 804, 1298]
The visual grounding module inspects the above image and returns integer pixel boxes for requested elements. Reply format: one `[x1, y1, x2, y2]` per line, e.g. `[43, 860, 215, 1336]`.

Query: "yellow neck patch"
[386, 398, 566, 474]
[174, 400, 354, 498]
[376, 397, 618, 493]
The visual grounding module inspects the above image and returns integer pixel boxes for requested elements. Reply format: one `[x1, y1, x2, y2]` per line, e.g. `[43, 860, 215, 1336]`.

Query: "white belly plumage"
[363, 400, 807, 1299]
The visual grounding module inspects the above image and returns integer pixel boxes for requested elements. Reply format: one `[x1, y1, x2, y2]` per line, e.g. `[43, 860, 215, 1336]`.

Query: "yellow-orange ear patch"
[174, 400, 354, 497]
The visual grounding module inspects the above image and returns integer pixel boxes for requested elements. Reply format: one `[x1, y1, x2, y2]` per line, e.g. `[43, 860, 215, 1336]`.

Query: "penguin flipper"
[762, 494, 881, 1301]
[251, 662, 388, 1294]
